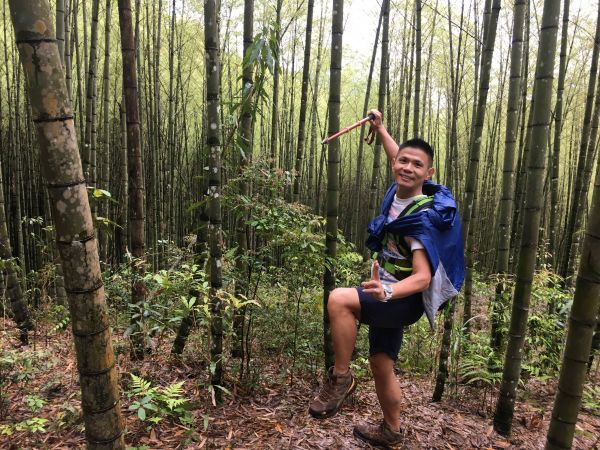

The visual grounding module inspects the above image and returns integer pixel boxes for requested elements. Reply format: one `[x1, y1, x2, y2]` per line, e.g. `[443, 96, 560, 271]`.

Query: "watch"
[382, 284, 393, 302]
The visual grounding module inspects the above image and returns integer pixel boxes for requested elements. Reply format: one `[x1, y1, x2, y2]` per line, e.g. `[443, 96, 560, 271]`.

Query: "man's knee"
[369, 352, 394, 378]
[327, 288, 359, 316]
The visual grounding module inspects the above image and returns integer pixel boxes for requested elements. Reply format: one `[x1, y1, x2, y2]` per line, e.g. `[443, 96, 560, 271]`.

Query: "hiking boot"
[308, 367, 357, 419]
[353, 420, 403, 448]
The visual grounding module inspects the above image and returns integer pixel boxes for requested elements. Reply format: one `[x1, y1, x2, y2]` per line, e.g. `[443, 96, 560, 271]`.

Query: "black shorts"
[356, 287, 425, 361]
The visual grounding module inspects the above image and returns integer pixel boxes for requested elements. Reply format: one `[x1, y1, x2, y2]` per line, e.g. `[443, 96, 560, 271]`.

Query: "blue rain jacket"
[366, 180, 465, 328]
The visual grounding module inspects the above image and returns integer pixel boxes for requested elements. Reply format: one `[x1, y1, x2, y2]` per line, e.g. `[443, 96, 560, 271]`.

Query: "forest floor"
[1, 322, 599, 450]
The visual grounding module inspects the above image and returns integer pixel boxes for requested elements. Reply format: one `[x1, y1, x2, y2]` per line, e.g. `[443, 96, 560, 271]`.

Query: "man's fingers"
[362, 288, 377, 295]
[371, 260, 381, 281]
[361, 280, 378, 289]
[363, 287, 385, 301]
[368, 109, 382, 124]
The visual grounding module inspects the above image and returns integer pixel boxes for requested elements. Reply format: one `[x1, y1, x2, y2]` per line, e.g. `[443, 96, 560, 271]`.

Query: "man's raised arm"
[368, 109, 399, 165]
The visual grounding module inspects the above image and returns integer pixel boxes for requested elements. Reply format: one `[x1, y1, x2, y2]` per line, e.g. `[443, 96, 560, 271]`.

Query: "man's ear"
[427, 167, 435, 180]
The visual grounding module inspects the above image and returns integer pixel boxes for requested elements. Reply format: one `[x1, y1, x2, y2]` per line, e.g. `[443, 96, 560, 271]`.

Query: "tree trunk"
[0, 160, 31, 344]
[351, 7, 382, 246]
[566, 28, 600, 283]
[307, 2, 326, 211]
[64, 0, 71, 98]
[56, 0, 65, 65]
[293, 0, 314, 203]
[99, 0, 111, 264]
[83, 0, 100, 185]
[118, 0, 147, 360]
[232, 0, 254, 360]
[545, 151, 600, 449]
[204, 0, 225, 403]
[114, 99, 128, 264]
[491, 0, 526, 353]
[323, 0, 344, 370]
[365, 0, 390, 261]
[549, 0, 570, 270]
[413, 0, 421, 137]
[461, 0, 501, 331]
[560, 2, 600, 280]
[432, 299, 455, 401]
[402, 18, 414, 142]
[9, 0, 124, 446]
[494, 0, 560, 435]
[269, 0, 283, 169]
[462, 0, 500, 239]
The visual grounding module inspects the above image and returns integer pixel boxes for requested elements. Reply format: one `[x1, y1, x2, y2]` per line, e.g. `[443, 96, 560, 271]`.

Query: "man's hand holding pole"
[368, 108, 400, 164]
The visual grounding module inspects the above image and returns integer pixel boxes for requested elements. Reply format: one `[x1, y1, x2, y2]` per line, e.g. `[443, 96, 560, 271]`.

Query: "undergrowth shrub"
[126, 374, 193, 427]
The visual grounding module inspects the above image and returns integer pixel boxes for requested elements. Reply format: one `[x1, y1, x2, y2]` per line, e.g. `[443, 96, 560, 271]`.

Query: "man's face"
[393, 146, 435, 193]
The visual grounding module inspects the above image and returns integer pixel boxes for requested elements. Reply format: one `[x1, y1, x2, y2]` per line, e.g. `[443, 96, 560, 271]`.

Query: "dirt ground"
[1, 324, 599, 450]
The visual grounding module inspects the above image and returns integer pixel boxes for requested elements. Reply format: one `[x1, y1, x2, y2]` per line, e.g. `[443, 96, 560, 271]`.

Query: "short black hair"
[397, 138, 434, 165]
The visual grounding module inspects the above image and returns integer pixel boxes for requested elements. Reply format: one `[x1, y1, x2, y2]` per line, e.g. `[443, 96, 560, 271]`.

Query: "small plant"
[0, 417, 49, 435]
[582, 383, 600, 416]
[49, 304, 70, 333]
[349, 356, 371, 378]
[455, 332, 503, 414]
[24, 395, 46, 412]
[17, 418, 48, 433]
[126, 374, 192, 426]
[53, 402, 81, 429]
[0, 350, 35, 384]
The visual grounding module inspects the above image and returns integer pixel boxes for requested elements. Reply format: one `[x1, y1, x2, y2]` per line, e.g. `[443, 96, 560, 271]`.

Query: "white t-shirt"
[378, 194, 425, 283]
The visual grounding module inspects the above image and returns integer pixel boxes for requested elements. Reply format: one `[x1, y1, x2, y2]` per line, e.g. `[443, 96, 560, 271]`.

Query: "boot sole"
[308, 376, 357, 419]
[353, 427, 402, 449]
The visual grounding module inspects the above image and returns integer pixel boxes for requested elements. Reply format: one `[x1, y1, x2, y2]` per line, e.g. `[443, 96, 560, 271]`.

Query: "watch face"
[384, 285, 392, 298]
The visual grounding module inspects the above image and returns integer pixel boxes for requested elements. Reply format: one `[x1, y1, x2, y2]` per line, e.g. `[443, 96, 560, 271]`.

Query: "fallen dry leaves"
[1, 323, 598, 450]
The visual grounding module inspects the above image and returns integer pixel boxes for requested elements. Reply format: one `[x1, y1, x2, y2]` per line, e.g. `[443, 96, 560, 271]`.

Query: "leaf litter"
[0, 323, 598, 449]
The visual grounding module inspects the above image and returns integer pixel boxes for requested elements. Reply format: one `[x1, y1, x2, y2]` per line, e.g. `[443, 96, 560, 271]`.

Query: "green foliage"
[582, 383, 600, 416]
[0, 256, 20, 272]
[459, 337, 502, 388]
[398, 319, 440, 375]
[485, 270, 570, 380]
[243, 25, 279, 77]
[349, 356, 371, 378]
[53, 402, 81, 429]
[218, 162, 368, 380]
[0, 350, 35, 384]
[126, 374, 192, 426]
[49, 304, 70, 334]
[522, 270, 570, 379]
[116, 261, 208, 346]
[0, 418, 49, 436]
[24, 395, 45, 413]
[86, 186, 120, 232]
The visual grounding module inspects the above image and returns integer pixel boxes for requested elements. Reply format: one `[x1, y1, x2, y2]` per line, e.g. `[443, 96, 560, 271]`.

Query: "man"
[309, 109, 464, 448]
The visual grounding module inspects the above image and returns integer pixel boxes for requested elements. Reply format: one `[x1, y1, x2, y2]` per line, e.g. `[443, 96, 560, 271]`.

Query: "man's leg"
[327, 288, 361, 375]
[370, 352, 402, 431]
[352, 351, 404, 447]
[309, 287, 360, 418]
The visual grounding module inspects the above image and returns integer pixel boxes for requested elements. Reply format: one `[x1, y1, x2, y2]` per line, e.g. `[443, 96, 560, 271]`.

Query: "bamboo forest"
[1, 0, 599, 448]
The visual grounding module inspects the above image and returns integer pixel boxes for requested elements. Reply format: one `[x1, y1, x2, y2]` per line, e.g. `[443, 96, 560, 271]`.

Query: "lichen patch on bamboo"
[56, 199, 67, 213]
[42, 93, 59, 112]
[33, 19, 47, 34]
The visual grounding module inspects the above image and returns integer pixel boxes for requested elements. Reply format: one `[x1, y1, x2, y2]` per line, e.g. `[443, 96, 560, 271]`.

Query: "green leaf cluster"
[24, 394, 46, 413]
[126, 374, 193, 426]
[0, 418, 48, 436]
